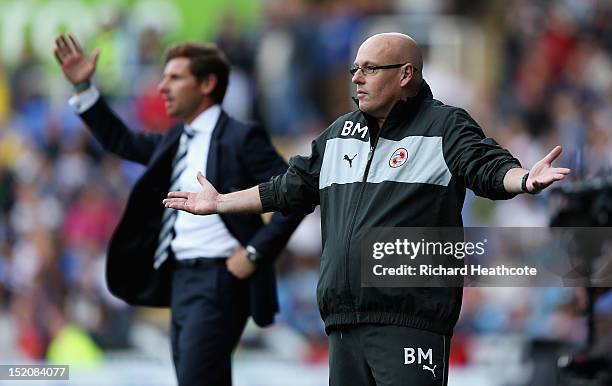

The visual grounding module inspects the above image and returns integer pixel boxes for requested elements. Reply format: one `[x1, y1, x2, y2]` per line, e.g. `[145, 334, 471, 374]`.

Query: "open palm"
[163, 172, 219, 215]
[53, 33, 99, 85]
[527, 146, 571, 193]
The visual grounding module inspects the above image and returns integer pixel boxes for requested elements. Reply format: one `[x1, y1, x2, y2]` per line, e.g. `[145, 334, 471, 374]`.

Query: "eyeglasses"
[349, 62, 411, 76]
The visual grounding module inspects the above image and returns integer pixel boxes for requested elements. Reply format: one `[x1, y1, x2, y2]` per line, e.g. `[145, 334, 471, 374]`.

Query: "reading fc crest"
[389, 148, 408, 168]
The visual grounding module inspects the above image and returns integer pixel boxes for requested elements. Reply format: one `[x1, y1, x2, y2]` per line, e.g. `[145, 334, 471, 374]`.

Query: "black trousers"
[170, 262, 249, 386]
[329, 324, 451, 386]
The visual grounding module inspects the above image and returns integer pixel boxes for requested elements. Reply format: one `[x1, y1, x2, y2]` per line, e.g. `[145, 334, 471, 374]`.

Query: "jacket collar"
[353, 80, 433, 128]
[205, 110, 228, 187]
[149, 124, 183, 168]
[189, 104, 222, 134]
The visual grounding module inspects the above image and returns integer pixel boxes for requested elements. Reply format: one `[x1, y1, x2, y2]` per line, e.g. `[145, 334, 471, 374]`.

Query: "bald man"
[163, 33, 570, 386]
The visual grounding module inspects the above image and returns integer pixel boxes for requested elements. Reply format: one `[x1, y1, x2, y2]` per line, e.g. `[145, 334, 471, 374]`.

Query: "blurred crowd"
[0, 0, 610, 377]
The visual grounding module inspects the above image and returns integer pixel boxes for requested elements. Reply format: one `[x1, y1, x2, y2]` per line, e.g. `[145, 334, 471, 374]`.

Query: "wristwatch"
[74, 80, 91, 93]
[245, 245, 263, 264]
[521, 172, 529, 193]
[521, 172, 534, 194]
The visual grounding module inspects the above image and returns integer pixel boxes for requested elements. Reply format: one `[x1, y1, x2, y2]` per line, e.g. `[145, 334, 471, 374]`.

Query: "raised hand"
[163, 171, 219, 215]
[526, 146, 571, 193]
[53, 33, 100, 85]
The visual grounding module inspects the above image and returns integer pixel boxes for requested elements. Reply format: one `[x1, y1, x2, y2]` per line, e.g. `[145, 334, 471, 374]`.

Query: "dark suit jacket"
[79, 98, 302, 327]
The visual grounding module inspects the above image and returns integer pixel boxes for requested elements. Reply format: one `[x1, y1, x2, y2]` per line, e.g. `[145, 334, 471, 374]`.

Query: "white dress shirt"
[69, 86, 240, 260]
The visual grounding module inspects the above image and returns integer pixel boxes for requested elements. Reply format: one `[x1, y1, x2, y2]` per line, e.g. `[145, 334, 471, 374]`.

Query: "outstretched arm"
[54, 32, 162, 165]
[163, 172, 263, 215]
[503, 145, 571, 194]
[164, 134, 324, 216]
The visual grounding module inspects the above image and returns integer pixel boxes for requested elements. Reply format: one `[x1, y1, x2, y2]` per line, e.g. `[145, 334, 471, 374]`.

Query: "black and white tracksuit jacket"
[259, 81, 522, 335]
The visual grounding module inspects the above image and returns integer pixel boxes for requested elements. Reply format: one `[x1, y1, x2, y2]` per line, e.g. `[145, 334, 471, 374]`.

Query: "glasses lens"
[349, 66, 358, 75]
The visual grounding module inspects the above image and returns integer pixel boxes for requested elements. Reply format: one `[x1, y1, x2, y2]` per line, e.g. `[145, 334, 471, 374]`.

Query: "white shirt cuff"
[68, 85, 101, 114]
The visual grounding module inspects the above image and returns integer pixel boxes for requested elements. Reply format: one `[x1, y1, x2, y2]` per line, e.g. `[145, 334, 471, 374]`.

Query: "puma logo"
[422, 364, 436, 378]
[343, 153, 357, 168]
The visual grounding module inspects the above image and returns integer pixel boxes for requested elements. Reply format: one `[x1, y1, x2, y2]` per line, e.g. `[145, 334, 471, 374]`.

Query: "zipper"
[343, 123, 380, 318]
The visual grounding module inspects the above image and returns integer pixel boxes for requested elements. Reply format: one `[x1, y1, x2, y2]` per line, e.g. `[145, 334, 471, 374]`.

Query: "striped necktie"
[153, 126, 195, 269]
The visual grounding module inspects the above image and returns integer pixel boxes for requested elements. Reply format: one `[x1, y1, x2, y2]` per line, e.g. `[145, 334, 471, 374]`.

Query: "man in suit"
[53, 33, 302, 386]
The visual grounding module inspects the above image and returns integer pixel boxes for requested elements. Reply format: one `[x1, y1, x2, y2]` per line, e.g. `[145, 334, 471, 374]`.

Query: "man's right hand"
[53, 33, 100, 86]
[163, 172, 264, 215]
[163, 171, 220, 215]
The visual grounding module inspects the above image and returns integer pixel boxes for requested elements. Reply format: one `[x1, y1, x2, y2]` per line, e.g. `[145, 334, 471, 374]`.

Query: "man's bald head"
[359, 33, 423, 77]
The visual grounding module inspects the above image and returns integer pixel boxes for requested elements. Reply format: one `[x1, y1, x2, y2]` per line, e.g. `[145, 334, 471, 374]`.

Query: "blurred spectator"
[61, 184, 119, 251]
[46, 302, 104, 366]
[0, 63, 9, 125]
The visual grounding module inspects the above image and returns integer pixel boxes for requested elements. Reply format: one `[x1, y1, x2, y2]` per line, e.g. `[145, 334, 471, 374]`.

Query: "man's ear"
[200, 74, 218, 96]
[399, 64, 413, 88]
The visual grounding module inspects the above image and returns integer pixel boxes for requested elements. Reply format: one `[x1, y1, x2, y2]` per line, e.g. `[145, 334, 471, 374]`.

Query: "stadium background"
[0, 0, 610, 384]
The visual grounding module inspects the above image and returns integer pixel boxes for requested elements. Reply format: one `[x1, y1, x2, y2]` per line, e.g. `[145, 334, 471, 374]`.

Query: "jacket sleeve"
[442, 108, 522, 200]
[258, 137, 322, 215]
[79, 97, 162, 165]
[238, 125, 305, 261]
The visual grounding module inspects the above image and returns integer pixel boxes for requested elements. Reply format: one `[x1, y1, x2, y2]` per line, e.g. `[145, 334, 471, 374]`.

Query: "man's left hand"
[226, 247, 256, 279]
[526, 145, 571, 193]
